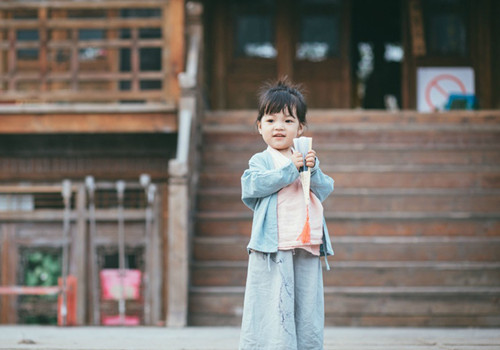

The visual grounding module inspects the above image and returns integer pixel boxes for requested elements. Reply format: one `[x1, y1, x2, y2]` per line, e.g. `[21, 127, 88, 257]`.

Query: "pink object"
[101, 314, 140, 326]
[100, 269, 142, 300]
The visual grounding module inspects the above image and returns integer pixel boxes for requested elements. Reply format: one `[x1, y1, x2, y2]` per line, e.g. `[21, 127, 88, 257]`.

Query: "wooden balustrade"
[0, 0, 183, 104]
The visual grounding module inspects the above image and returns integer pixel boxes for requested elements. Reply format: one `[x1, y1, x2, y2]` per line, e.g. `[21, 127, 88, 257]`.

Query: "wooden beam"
[0, 112, 177, 133]
[164, 0, 185, 104]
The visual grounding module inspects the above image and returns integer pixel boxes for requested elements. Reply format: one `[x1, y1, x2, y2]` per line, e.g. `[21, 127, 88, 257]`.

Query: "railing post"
[166, 160, 189, 327]
[166, 1, 203, 327]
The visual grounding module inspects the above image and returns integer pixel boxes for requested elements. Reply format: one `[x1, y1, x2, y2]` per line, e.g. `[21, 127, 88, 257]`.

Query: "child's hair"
[257, 77, 307, 126]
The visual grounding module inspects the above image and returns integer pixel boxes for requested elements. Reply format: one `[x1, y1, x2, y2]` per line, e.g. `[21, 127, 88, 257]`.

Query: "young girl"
[239, 79, 334, 350]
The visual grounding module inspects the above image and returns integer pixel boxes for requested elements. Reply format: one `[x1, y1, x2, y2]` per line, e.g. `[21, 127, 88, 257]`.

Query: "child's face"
[258, 108, 303, 156]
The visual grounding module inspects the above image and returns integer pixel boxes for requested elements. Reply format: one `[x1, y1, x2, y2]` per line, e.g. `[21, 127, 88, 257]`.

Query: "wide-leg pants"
[239, 249, 324, 350]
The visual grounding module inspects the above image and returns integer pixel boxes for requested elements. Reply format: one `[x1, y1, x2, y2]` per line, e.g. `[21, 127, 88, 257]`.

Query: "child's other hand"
[291, 151, 304, 171]
[305, 150, 317, 168]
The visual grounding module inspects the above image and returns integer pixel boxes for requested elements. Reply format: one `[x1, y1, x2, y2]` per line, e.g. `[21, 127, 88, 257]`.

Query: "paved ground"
[0, 326, 499, 350]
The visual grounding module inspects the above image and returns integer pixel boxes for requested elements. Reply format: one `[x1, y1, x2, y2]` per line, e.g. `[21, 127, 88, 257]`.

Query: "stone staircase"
[189, 110, 500, 327]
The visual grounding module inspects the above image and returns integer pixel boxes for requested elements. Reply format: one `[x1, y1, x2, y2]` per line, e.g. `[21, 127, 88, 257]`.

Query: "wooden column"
[166, 161, 189, 327]
[473, 0, 492, 108]
[276, 0, 294, 80]
[212, 0, 226, 109]
[164, 0, 185, 105]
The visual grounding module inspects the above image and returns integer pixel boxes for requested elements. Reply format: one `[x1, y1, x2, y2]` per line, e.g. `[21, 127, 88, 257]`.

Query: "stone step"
[192, 236, 500, 262]
[195, 212, 500, 237]
[197, 188, 500, 214]
[204, 110, 500, 127]
[189, 285, 500, 327]
[202, 148, 500, 168]
[199, 169, 500, 189]
[191, 261, 500, 288]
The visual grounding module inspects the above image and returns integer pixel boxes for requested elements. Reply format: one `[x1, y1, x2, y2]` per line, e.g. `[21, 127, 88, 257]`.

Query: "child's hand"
[292, 150, 317, 171]
[305, 150, 317, 168]
[291, 151, 304, 171]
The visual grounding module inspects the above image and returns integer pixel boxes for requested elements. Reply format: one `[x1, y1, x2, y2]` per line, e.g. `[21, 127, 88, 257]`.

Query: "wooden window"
[422, 0, 468, 57]
[231, 0, 276, 59]
[296, 0, 341, 61]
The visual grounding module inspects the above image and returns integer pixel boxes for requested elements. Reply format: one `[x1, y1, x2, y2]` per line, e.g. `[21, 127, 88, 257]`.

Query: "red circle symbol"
[425, 74, 467, 110]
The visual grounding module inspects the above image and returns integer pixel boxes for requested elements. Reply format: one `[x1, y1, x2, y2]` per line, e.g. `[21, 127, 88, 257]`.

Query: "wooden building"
[0, 0, 499, 327]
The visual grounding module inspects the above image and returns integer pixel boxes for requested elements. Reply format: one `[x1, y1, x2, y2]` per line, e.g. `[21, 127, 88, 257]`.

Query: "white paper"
[293, 137, 312, 205]
[293, 137, 312, 171]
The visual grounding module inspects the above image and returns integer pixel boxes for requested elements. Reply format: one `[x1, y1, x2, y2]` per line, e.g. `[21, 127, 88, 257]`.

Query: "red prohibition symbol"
[425, 74, 467, 110]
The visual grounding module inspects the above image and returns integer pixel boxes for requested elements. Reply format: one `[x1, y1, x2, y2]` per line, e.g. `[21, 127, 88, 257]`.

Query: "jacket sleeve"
[309, 158, 334, 202]
[241, 153, 299, 210]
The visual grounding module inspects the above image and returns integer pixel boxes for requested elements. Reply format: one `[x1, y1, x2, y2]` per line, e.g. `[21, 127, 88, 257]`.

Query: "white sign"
[417, 67, 475, 112]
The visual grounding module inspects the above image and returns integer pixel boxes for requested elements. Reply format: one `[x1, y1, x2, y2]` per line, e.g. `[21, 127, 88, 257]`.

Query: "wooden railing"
[0, 0, 183, 104]
[166, 1, 203, 327]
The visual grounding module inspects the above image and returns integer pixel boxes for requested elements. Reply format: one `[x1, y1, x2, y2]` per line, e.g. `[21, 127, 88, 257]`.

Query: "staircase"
[189, 110, 500, 327]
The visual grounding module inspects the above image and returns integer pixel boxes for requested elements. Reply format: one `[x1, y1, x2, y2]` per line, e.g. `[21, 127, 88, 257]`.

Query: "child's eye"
[286, 119, 294, 123]
[266, 119, 274, 123]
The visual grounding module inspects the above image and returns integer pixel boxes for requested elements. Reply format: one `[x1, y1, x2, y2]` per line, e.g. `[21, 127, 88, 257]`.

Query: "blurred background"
[0, 0, 499, 328]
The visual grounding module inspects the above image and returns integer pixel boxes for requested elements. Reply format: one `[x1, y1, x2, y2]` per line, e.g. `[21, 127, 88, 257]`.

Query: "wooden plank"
[0, 18, 163, 29]
[0, 71, 164, 82]
[0, 112, 177, 133]
[44, 38, 163, 49]
[0, 210, 147, 222]
[0, 1, 168, 10]
[0, 224, 17, 324]
[0, 286, 60, 295]
[0, 103, 175, 114]
[0, 90, 165, 101]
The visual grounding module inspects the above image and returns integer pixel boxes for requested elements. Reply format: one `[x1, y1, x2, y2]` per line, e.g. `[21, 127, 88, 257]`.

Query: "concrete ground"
[0, 326, 499, 350]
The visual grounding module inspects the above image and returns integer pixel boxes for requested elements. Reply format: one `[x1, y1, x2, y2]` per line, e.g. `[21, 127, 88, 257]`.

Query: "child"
[239, 79, 334, 350]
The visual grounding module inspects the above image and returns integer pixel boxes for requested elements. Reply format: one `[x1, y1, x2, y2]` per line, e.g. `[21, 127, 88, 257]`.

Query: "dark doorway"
[351, 0, 402, 109]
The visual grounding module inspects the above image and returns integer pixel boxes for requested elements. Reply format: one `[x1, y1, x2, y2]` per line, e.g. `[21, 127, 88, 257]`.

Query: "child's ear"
[297, 124, 304, 136]
[257, 121, 262, 134]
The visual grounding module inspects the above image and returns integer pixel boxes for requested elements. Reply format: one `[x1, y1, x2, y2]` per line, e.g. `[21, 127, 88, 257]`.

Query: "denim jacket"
[241, 149, 334, 257]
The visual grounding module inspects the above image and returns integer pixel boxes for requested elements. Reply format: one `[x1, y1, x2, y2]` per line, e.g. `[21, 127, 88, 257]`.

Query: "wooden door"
[210, 0, 351, 109]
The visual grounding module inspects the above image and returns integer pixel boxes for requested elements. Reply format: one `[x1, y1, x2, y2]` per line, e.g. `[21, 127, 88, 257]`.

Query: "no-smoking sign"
[417, 67, 475, 112]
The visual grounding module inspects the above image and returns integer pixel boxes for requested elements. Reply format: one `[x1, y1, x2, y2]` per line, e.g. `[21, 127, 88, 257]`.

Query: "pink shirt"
[267, 147, 324, 255]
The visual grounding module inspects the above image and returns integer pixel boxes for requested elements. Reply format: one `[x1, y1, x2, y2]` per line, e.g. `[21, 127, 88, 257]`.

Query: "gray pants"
[239, 249, 324, 350]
